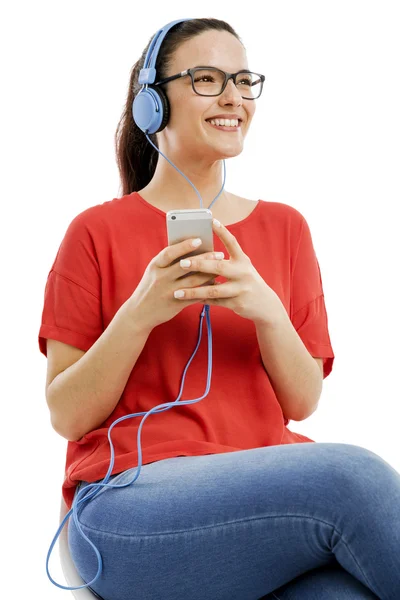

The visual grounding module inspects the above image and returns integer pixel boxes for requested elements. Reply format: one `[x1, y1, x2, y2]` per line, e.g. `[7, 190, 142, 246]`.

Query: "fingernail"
[214, 252, 224, 259]
[174, 290, 185, 298]
[192, 238, 202, 247]
[213, 218, 221, 227]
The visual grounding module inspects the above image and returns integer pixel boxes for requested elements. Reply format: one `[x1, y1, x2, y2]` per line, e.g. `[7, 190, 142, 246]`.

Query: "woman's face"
[157, 29, 256, 163]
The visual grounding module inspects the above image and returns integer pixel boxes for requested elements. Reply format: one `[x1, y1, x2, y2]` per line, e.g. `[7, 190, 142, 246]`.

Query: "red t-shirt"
[38, 192, 335, 510]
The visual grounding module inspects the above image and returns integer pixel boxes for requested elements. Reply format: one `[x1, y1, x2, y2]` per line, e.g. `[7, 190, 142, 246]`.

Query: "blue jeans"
[68, 442, 400, 600]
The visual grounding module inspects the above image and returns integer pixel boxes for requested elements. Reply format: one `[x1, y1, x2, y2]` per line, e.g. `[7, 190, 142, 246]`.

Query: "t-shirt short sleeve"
[290, 214, 335, 379]
[38, 211, 103, 357]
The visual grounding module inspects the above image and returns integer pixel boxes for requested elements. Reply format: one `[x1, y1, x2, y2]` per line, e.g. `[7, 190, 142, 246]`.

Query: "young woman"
[39, 17, 399, 600]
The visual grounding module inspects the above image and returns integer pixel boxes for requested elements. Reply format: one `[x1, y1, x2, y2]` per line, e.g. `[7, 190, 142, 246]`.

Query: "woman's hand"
[127, 235, 222, 332]
[174, 218, 286, 327]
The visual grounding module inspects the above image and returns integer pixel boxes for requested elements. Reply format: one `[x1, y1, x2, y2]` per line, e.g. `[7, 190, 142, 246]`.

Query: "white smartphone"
[166, 208, 215, 281]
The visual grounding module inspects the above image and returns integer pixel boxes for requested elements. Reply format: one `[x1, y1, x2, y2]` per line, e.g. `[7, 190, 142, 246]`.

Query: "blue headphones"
[130, 16, 226, 210]
[132, 18, 193, 134]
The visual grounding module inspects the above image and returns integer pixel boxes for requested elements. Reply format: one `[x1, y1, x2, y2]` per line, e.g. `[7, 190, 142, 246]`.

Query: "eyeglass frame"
[153, 66, 266, 99]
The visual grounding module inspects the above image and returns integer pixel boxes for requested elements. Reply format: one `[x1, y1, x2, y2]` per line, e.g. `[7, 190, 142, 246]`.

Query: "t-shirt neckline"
[132, 191, 262, 229]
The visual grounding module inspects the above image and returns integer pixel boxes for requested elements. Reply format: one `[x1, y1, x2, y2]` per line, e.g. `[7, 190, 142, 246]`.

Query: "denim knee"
[330, 443, 400, 511]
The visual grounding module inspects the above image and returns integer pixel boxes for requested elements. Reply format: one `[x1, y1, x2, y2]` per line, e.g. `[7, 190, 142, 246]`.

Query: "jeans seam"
[77, 513, 340, 539]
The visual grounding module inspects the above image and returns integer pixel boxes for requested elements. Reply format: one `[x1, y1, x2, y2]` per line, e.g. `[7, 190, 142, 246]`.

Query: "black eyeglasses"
[154, 66, 265, 100]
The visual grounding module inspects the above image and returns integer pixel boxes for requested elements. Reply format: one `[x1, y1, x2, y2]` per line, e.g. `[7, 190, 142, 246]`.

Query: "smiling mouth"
[205, 120, 242, 132]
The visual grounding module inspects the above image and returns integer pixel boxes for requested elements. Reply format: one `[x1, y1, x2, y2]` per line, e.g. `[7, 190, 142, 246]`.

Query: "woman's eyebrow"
[191, 65, 249, 71]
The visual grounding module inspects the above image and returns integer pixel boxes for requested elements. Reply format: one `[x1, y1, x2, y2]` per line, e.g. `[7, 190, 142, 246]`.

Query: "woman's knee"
[335, 443, 398, 480]
[327, 443, 400, 509]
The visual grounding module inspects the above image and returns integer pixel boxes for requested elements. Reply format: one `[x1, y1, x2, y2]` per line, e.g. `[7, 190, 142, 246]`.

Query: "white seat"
[59, 495, 99, 599]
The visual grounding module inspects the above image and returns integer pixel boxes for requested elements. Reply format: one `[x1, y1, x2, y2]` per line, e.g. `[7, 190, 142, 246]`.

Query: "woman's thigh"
[68, 442, 400, 600]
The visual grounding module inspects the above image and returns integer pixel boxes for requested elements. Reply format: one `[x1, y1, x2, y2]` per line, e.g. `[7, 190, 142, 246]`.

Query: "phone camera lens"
[171, 216, 176, 220]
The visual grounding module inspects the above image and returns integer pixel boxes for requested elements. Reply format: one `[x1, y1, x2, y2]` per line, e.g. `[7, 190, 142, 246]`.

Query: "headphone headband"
[138, 18, 193, 85]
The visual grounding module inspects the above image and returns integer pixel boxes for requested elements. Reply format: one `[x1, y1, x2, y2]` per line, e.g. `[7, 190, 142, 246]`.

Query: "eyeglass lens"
[192, 68, 262, 99]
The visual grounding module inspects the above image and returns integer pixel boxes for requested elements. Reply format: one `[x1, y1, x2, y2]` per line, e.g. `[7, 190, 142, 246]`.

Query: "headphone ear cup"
[132, 86, 170, 134]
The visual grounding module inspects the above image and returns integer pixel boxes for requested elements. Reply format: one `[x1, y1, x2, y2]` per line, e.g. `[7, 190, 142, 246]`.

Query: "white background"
[1, 1, 399, 597]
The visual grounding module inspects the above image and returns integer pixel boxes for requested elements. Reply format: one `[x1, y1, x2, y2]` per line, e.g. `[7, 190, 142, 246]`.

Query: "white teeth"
[208, 118, 239, 127]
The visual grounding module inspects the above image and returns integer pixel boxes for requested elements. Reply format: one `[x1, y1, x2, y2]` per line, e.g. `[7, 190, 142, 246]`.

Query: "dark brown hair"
[114, 18, 243, 197]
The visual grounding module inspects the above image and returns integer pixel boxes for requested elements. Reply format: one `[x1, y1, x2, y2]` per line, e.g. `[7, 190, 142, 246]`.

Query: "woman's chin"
[208, 140, 244, 159]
